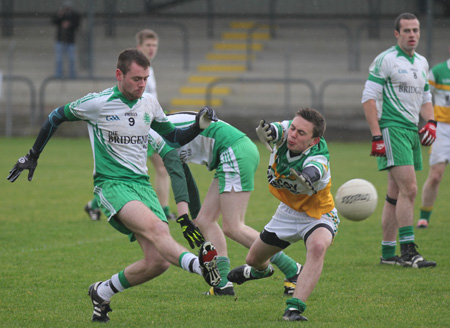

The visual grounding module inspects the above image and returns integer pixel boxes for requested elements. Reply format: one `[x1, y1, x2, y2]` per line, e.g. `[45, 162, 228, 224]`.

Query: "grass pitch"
[1, 137, 449, 327]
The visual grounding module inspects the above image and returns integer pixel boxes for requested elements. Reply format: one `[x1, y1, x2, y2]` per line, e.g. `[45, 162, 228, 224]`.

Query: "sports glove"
[289, 168, 317, 194]
[370, 135, 386, 157]
[195, 106, 218, 130]
[418, 120, 437, 146]
[7, 149, 39, 182]
[176, 214, 205, 249]
[256, 119, 276, 152]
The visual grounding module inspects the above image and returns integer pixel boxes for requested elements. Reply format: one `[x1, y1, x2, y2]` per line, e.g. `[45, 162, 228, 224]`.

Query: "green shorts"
[94, 180, 166, 242]
[214, 137, 260, 193]
[377, 126, 423, 171]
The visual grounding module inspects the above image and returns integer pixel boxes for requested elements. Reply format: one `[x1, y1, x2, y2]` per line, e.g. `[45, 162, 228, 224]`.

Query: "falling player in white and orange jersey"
[228, 108, 339, 322]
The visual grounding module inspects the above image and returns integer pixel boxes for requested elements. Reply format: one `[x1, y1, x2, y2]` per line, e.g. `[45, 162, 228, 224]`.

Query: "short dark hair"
[117, 48, 150, 75]
[295, 108, 326, 138]
[394, 13, 418, 32]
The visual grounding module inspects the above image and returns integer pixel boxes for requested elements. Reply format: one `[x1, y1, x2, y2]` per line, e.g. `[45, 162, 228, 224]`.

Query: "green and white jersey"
[429, 58, 450, 123]
[367, 45, 430, 130]
[63, 86, 172, 184]
[149, 112, 246, 170]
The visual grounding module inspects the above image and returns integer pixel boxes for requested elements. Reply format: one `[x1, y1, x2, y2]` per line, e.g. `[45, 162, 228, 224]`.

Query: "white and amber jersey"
[429, 58, 450, 123]
[365, 45, 431, 130]
[267, 120, 334, 219]
[63, 86, 171, 184]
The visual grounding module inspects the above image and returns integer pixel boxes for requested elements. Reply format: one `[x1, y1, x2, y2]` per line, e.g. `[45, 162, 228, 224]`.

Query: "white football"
[334, 179, 378, 221]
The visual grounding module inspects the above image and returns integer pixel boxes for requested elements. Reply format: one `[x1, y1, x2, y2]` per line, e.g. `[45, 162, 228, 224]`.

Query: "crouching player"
[227, 108, 339, 322]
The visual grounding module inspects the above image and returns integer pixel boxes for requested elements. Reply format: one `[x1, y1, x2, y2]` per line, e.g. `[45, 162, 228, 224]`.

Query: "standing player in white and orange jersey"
[417, 44, 450, 228]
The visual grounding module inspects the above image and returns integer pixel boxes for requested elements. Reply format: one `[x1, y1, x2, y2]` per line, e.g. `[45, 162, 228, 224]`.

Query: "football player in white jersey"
[149, 112, 301, 297]
[228, 108, 339, 322]
[84, 29, 176, 221]
[417, 44, 450, 228]
[362, 13, 436, 268]
[7, 49, 220, 323]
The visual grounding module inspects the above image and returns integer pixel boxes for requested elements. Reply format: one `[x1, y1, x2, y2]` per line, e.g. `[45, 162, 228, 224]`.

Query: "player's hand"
[370, 135, 386, 157]
[195, 106, 218, 130]
[290, 168, 317, 194]
[176, 214, 205, 249]
[419, 120, 437, 146]
[256, 120, 276, 152]
[7, 149, 39, 182]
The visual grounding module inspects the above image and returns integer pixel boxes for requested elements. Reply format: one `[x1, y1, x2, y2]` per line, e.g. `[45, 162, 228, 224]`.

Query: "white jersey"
[64, 86, 169, 184]
[144, 67, 158, 99]
[148, 112, 247, 170]
[363, 45, 431, 130]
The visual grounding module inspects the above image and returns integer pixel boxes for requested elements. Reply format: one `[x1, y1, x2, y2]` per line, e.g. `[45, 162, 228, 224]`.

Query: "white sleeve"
[361, 80, 383, 103]
[422, 89, 432, 105]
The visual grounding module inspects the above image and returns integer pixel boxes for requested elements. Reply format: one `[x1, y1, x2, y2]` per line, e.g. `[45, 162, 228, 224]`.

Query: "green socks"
[286, 297, 307, 313]
[250, 265, 273, 278]
[399, 226, 414, 245]
[419, 207, 433, 223]
[270, 251, 298, 279]
[217, 256, 231, 288]
[162, 206, 170, 217]
[381, 241, 396, 259]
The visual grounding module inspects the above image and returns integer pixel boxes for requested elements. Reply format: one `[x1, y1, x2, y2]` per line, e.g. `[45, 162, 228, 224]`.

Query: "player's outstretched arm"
[160, 107, 218, 148]
[194, 106, 218, 130]
[256, 119, 276, 152]
[7, 106, 68, 182]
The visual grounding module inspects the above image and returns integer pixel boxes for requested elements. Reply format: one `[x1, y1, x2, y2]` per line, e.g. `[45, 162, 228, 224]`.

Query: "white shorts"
[430, 122, 450, 166]
[263, 202, 339, 245]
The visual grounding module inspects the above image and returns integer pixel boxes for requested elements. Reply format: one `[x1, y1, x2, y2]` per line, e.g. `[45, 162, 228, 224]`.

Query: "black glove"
[176, 214, 205, 249]
[194, 106, 218, 130]
[7, 149, 39, 182]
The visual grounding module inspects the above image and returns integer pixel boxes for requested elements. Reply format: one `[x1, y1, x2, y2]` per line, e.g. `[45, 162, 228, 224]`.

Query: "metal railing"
[317, 78, 366, 114]
[245, 21, 357, 71]
[205, 76, 317, 116]
[38, 76, 115, 122]
[205, 77, 369, 115]
[3, 75, 37, 136]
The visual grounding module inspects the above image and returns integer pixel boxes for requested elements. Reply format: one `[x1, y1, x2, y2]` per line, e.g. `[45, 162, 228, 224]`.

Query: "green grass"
[1, 137, 449, 327]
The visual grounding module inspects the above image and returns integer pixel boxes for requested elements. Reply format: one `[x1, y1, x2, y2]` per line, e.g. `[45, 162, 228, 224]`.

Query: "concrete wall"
[8, 0, 427, 16]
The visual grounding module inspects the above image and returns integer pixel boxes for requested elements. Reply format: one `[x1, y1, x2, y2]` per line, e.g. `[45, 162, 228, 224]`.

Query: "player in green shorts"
[150, 112, 301, 297]
[362, 13, 436, 268]
[7, 49, 220, 323]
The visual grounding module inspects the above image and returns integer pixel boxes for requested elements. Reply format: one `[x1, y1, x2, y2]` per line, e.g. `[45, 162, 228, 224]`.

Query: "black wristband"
[428, 120, 437, 126]
[28, 148, 40, 160]
[372, 135, 382, 142]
